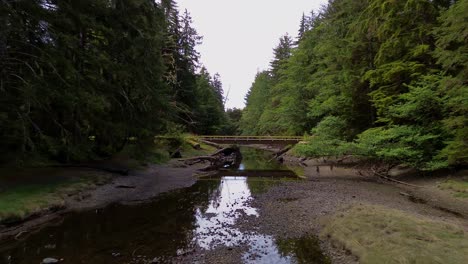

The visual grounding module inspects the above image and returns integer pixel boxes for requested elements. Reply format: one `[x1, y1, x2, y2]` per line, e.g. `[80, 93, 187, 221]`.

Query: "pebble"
[42, 258, 59, 264]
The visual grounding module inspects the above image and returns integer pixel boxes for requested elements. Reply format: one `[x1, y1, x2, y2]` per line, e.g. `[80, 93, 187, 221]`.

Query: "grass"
[151, 135, 218, 163]
[322, 204, 468, 264]
[181, 141, 218, 158]
[438, 179, 468, 198]
[0, 172, 111, 224]
[0, 135, 215, 224]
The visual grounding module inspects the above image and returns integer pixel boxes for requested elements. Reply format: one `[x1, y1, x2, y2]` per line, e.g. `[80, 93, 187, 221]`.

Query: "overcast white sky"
[176, 0, 328, 109]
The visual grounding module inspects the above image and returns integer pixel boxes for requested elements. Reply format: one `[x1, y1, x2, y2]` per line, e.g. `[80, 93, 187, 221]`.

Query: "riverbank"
[209, 145, 468, 263]
[2, 144, 468, 263]
[0, 137, 217, 242]
[245, 150, 468, 263]
[0, 161, 203, 241]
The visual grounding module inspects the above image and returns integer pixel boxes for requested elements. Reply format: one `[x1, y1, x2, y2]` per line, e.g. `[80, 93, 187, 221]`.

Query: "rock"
[42, 258, 59, 264]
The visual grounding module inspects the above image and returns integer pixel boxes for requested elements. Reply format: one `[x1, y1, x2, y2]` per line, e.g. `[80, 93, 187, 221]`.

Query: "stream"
[0, 147, 329, 264]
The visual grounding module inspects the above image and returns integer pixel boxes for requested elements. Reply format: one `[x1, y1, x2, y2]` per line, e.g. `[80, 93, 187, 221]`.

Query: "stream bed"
[0, 147, 329, 264]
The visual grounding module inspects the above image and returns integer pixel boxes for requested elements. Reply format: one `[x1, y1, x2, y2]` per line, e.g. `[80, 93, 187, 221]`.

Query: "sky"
[176, 0, 328, 109]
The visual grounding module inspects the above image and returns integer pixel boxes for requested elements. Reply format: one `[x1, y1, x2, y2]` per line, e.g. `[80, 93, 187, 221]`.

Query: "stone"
[42, 258, 59, 264]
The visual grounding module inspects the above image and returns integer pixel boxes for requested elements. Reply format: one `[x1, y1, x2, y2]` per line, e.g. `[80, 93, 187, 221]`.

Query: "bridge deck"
[199, 135, 303, 144]
[200, 136, 302, 140]
[154, 135, 304, 144]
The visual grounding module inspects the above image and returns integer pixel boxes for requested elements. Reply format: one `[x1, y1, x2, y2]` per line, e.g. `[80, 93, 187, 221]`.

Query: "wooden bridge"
[199, 135, 304, 145]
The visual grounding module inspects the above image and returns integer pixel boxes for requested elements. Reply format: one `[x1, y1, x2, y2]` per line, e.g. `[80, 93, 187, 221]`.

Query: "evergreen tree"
[240, 0, 467, 169]
[269, 34, 293, 81]
[432, 0, 468, 166]
[0, 0, 228, 164]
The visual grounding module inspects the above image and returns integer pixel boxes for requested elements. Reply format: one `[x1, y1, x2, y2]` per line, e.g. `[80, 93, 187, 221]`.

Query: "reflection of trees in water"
[239, 147, 287, 171]
[276, 236, 331, 264]
[246, 177, 281, 195]
[207, 179, 223, 209]
[1, 180, 222, 264]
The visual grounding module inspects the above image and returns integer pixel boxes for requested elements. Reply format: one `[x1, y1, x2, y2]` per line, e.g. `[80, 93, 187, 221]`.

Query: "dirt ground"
[0, 160, 201, 241]
[249, 159, 468, 263]
[1, 147, 467, 264]
[174, 153, 468, 264]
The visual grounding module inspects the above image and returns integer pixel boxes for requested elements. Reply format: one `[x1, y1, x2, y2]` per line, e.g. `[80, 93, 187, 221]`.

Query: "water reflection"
[193, 176, 292, 263]
[195, 176, 258, 249]
[0, 148, 327, 264]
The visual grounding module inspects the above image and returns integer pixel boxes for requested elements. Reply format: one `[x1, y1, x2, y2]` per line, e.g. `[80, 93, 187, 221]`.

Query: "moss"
[438, 179, 468, 199]
[0, 173, 111, 224]
[322, 204, 468, 264]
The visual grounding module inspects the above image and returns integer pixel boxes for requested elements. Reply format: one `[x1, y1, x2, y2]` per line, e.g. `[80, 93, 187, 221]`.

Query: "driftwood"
[186, 139, 201, 150]
[273, 145, 292, 157]
[182, 156, 218, 165]
[269, 145, 292, 162]
[170, 148, 182, 158]
[199, 139, 223, 149]
[115, 185, 136, 189]
[371, 168, 423, 188]
[180, 146, 242, 171]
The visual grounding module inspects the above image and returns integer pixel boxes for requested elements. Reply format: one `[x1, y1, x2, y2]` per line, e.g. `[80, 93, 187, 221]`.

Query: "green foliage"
[0, 0, 229, 165]
[293, 116, 350, 157]
[223, 108, 243, 135]
[353, 126, 445, 169]
[192, 67, 226, 135]
[240, 0, 467, 170]
[432, 0, 468, 166]
[239, 72, 274, 135]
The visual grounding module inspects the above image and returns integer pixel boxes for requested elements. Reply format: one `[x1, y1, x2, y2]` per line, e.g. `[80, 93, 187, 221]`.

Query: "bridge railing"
[198, 135, 304, 141]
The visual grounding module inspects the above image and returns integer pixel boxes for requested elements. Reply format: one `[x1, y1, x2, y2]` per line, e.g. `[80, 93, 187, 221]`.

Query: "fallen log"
[199, 139, 223, 149]
[186, 139, 201, 150]
[179, 156, 218, 165]
[268, 145, 292, 162]
[273, 145, 292, 158]
[170, 148, 182, 158]
[180, 146, 242, 171]
[115, 185, 136, 189]
[372, 168, 423, 188]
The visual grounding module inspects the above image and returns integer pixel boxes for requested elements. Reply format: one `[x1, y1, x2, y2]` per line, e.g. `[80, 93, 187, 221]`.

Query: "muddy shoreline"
[1, 145, 467, 264]
[0, 161, 201, 242]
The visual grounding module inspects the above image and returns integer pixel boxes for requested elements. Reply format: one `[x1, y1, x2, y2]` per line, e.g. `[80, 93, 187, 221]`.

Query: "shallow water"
[0, 147, 328, 264]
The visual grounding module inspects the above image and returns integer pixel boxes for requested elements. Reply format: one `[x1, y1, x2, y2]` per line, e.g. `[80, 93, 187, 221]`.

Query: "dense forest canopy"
[0, 0, 228, 164]
[240, 0, 467, 170]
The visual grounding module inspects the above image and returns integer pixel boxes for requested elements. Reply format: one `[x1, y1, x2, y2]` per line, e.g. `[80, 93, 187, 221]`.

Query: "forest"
[241, 0, 467, 170]
[0, 0, 231, 165]
[1, 0, 467, 171]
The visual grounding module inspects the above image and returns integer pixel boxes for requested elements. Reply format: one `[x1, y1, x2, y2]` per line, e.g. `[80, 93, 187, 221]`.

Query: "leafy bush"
[293, 116, 351, 157]
[353, 126, 447, 170]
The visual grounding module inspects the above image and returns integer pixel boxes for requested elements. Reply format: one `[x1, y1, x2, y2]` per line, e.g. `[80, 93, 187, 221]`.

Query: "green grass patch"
[181, 139, 218, 158]
[154, 134, 217, 160]
[322, 204, 468, 264]
[0, 173, 111, 224]
[438, 179, 468, 198]
[113, 135, 217, 169]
